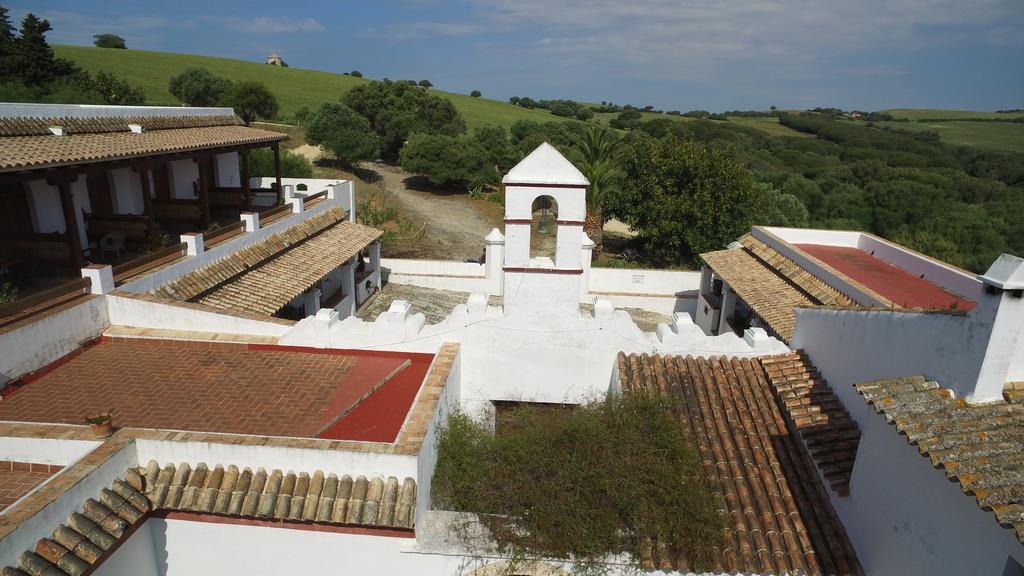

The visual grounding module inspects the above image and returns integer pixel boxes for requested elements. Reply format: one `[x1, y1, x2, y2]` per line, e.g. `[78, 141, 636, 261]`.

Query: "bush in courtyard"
[399, 133, 494, 189]
[92, 33, 125, 49]
[432, 393, 722, 572]
[168, 67, 231, 107]
[0, 282, 17, 304]
[221, 80, 279, 125]
[305, 102, 379, 165]
[246, 148, 313, 179]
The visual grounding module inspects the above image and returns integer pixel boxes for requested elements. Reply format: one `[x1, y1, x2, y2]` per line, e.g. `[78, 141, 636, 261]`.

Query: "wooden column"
[241, 150, 251, 211]
[137, 167, 158, 247]
[196, 155, 211, 226]
[272, 143, 283, 204]
[55, 180, 85, 269]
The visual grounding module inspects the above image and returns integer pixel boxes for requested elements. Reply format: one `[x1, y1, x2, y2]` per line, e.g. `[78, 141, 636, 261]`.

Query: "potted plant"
[84, 412, 114, 438]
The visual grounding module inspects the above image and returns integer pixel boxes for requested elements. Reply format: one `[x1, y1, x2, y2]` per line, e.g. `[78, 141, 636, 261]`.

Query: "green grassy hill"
[53, 45, 559, 132]
[881, 108, 1024, 121]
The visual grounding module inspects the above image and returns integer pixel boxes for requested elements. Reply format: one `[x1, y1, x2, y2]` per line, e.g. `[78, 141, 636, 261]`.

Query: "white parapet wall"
[106, 293, 293, 338]
[0, 436, 101, 466]
[0, 296, 109, 384]
[415, 348, 462, 524]
[0, 442, 137, 570]
[382, 258, 487, 293]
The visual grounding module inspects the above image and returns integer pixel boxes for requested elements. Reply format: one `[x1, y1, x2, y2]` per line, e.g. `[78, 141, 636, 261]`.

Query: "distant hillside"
[53, 45, 560, 132]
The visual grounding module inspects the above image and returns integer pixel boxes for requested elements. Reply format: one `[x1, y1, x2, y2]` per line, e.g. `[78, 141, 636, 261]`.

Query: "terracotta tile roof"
[739, 235, 856, 308]
[858, 376, 1024, 544]
[700, 236, 856, 343]
[0, 124, 286, 172]
[154, 207, 381, 316]
[0, 462, 416, 576]
[617, 352, 862, 575]
[760, 352, 861, 496]
[0, 114, 243, 137]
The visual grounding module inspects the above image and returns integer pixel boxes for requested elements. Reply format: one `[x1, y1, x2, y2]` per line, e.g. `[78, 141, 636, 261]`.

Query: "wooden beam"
[57, 182, 85, 269]
[196, 155, 211, 227]
[272, 142, 282, 203]
[139, 169, 158, 247]
[241, 150, 251, 212]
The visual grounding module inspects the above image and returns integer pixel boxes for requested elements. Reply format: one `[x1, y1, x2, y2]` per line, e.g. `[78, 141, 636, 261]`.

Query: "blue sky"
[8, 0, 1024, 111]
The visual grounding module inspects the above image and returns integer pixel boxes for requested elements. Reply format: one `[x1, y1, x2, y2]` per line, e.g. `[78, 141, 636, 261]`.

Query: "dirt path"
[363, 162, 503, 260]
[292, 144, 323, 163]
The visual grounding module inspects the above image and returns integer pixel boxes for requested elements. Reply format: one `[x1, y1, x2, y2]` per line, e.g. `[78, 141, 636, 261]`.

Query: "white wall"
[92, 520, 162, 576]
[790, 307, 992, 424]
[856, 234, 983, 301]
[250, 177, 341, 196]
[133, 439, 418, 483]
[0, 296, 108, 383]
[382, 258, 487, 293]
[0, 437, 100, 466]
[588, 268, 701, 297]
[118, 518, 461, 576]
[415, 349, 461, 524]
[110, 168, 144, 215]
[168, 160, 199, 200]
[837, 405, 1024, 575]
[25, 179, 65, 234]
[0, 442, 136, 569]
[215, 152, 240, 188]
[106, 294, 291, 338]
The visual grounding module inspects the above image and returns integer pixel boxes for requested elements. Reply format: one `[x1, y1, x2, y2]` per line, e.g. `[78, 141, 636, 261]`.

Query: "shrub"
[246, 148, 313, 179]
[432, 393, 722, 572]
[470, 90, 481, 98]
[305, 102, 378, 165]
[350, 70, 363, 77]
[72, 70, 145, 105]
[0, 282, 17, 305]
[221, 81, 279, 125]
[168, 67, 231, 107]
[418, 79, 433, 88]
[92, 33, 125, 49]
[399, 133, 493, 189]
[343, 79, 465, 160]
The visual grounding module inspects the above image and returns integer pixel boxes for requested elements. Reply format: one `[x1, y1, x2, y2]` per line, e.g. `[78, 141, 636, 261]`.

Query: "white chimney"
[48, 126, 64, 136]
[970, 254, 1024, 402]
[128, 124, 143, 134]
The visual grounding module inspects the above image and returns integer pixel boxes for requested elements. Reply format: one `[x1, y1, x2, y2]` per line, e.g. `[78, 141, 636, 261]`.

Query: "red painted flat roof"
[0, 339, 433, 442]
[796, 244, 975, 311]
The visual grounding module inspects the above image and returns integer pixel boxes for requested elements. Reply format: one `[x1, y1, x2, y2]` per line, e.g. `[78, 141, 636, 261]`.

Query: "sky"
[7, 0, 1024, 112]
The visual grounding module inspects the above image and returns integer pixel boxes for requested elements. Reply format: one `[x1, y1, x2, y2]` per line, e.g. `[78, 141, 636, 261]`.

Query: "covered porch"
[0, 106, 288, 298]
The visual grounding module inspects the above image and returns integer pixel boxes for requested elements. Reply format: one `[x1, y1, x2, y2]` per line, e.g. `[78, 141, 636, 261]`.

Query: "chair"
[100, 231, 127, 262]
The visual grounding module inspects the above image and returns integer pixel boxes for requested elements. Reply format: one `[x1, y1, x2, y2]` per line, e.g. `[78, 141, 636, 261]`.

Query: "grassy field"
[871, 120, 1024, 153]
[881, 108, 1024, 121]
[53, 45, 559, 132]
[593, 110, 811, 138]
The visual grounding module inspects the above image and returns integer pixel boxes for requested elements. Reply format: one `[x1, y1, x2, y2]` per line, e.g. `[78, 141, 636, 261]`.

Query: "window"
[529, 195, 558, 260]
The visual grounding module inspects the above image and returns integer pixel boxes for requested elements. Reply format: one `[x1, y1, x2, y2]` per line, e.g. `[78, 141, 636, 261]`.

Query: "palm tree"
[573, 126, 622, 255]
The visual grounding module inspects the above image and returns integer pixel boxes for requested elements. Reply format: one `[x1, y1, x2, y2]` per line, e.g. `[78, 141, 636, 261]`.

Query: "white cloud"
[203, 16, 325, 34]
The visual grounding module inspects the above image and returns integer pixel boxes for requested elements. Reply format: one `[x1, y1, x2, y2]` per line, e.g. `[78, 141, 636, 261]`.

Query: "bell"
[537, 213, 552, 235]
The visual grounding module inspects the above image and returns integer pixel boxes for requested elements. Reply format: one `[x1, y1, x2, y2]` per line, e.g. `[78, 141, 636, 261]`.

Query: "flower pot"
[85, 414, 113, 439]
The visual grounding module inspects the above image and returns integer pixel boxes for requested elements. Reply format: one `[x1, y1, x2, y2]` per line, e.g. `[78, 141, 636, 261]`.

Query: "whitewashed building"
[0, 131, 1021, 576]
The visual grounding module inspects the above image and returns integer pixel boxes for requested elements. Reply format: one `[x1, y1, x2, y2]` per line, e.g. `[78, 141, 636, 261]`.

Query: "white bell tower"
[501, 142, 590, 317]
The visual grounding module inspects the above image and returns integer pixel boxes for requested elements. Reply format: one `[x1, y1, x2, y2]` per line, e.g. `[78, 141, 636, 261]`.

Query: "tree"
[752, 182, 809, 228]
[549, 101, 575, 118]
[399, 133, 493, 189]
[418, 79, 433, 88]
[608, 134, 759, 265]
[15, 14, 73, 86]
[72, 70, 145, 105]
[343, 79, 465, 160]
[350, 70, 362, 77]
[573, 125, 623, 253]
[93, 34, 126, 49]
[471, 124, 516, 180]
[305, 102, 379, 165]
[575, 107, 594, 121]
[0, 5, 16, 78]
[470, 90, 481, 98]
[221, 81, 279, 125]
[609, 109, 643, 130]
[246, 148, 313, 179]
[168, 67, 231, 107]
